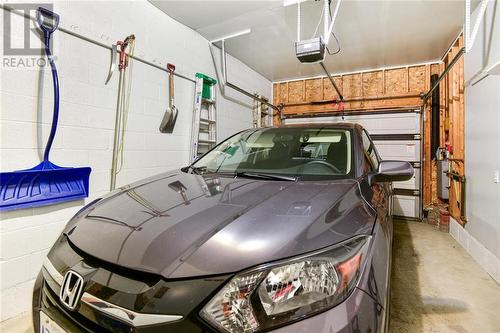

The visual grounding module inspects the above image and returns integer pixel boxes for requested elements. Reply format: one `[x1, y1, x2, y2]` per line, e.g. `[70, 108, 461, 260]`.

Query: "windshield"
[189, 127, 354, 180]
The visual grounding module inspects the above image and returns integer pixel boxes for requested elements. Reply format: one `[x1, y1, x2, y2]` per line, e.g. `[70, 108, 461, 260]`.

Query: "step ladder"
[190, 73, 217, 162]
[253, 94, 272, 128]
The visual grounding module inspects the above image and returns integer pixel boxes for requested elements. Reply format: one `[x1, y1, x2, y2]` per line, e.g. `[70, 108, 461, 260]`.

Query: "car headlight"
[200, 235, 371, 332]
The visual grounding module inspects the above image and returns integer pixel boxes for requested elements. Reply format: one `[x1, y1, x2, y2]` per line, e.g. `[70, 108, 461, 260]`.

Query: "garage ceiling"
[150, 0, 470, 81]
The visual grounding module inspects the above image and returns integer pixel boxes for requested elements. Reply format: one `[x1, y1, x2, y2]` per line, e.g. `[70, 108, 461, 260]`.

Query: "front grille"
[44, 237, 229, 333]
[42, 281, 113, 333]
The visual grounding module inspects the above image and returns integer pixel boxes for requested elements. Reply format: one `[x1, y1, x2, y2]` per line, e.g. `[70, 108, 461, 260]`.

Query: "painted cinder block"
[0, 121, 38, 149]
[0, 92, 37, 123]
[0, 0, 270, 322]
[0, 69, 38, 97]
[89, 170, 111, 194]
[62, 126, 112, 150]
[87, 106, 116, 130]
[0, 279, 35, 321]
[88, 150, 113, 171]
[0, 256, 29, 291]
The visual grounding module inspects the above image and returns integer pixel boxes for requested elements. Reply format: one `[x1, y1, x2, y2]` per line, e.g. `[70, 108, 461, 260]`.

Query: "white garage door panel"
[373, 141, 420, 161]
[283, 112, 421, 135]
[283, 110, 421, 219]
[393, 195, 420, 218]
[393, 170, 420, 189]
[343, 113, 420, 134]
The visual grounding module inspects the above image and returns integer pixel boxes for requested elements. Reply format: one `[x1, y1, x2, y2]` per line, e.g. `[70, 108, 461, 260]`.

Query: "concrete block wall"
[0, 1, 271, 321]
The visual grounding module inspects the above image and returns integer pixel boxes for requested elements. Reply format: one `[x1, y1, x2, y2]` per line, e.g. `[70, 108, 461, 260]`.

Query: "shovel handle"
[167, 64, 175, 105]
[36, 7, 60, 162]
[36, 7, 60, 35]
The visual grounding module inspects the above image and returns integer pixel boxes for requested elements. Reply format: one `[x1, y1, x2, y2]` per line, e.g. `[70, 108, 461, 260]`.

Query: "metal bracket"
[465, 0, 489, 53]
[208, 31, 281, 116]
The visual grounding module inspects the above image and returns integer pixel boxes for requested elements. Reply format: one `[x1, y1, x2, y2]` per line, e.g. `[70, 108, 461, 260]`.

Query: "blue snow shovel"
[0, 7, 91, 211]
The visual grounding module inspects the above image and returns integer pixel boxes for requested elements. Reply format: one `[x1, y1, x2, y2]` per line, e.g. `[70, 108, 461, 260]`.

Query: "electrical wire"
[326, 33, 341, 55]
[309, 0, 341, 55]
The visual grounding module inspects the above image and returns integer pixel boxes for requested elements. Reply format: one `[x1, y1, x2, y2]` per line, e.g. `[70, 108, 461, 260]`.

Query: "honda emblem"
[59, 271, 84, 310]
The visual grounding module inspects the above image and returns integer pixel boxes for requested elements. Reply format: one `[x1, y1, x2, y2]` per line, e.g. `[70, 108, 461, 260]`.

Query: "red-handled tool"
[109, 34, 135, 190]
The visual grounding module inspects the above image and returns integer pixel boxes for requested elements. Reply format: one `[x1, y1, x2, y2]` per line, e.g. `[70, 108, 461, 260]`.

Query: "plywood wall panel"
[273, 83, 279, 104]
[305, 79, 323, 101]
[408, 66, 426, 93]
[288, 80, 304, 103]
[362, 71, 384, 97]
[281, 97, 423, 115]
[279, 83, 288, 104]
[343, 74, 362, 98]
[276, 65, 431, 116]
[323, 77, 343, 100]
[385, 68, 408, 95]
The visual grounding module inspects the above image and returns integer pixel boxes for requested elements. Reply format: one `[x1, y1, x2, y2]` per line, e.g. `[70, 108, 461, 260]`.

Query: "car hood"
[65, 170, 375, 278]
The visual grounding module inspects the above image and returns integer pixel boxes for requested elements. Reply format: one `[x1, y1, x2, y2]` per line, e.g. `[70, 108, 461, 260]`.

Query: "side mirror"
[368, 160, 414, 185]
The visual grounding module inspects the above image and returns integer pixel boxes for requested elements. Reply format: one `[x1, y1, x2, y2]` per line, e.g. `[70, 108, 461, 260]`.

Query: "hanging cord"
[309, 0, 341, 54]
[116, 35, 135, 174]
[326, 0, 341, 55]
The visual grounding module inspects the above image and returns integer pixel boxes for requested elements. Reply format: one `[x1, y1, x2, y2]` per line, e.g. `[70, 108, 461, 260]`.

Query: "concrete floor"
[390, 221, 500, 333]
[1, 221, 499, 333]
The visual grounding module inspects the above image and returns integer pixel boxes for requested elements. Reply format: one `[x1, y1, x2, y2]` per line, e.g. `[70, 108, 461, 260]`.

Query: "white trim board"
[272, 60, 442, 84]
[440, 29, 464, 61]
[449, 217, 500, 285]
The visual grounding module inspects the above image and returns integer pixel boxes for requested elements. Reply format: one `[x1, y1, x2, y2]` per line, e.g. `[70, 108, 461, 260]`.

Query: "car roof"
[240, 123, 363, 133]
[280, 122, 359, 129]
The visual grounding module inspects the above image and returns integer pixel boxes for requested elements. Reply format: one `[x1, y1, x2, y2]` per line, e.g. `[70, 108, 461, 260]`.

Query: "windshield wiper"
[184, 167, 297, 181]
[182, 165, 206, 175]
[234, 172, 297, 181]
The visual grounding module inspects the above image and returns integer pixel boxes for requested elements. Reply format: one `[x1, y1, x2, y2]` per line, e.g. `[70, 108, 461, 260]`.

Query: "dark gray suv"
[33, 124, 413, 333]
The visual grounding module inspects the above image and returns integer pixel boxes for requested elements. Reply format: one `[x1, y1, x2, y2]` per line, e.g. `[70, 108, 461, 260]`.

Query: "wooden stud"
[382, 69, 386, 95]
[406, 67, 410, 93]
